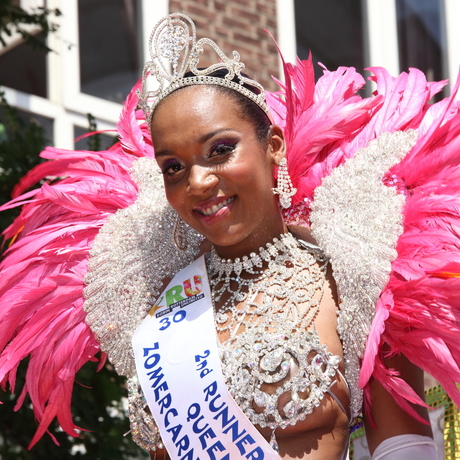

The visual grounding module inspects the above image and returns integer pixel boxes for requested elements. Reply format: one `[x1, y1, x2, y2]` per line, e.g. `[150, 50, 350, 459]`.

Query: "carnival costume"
[1, 12, 460, 458]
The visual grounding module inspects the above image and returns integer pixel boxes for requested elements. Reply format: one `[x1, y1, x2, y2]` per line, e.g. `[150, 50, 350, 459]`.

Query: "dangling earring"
[272, 158, 296, 208]
[173, 213, 188, 251]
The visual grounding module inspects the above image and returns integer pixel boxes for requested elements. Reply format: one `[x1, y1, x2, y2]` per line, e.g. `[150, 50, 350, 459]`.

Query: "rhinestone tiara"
[137, 13, 270, 125]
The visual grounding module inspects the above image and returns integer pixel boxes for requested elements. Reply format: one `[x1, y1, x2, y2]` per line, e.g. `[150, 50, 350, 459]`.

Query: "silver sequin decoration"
[310, 130, 418, 419]
[84, 157, 200, 451]
[208, 233, 341, 436]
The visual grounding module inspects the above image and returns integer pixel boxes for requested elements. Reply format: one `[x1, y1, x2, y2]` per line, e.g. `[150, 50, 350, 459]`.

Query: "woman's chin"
[200, 227, 249, 252]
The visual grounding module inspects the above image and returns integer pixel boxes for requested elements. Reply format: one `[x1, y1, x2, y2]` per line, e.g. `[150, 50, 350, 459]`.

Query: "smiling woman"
[1, 11, 460, 460]
[131, 17, 434, 458]
[148, 83, 352, 457]
[152, 85, 284, 258]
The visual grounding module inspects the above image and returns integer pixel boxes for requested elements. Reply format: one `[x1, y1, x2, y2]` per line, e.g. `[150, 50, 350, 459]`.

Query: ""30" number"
[158, 310, 187, 331]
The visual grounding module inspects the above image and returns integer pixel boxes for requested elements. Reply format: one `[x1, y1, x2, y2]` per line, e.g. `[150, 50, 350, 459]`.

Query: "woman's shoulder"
[288, 224, 318, 246]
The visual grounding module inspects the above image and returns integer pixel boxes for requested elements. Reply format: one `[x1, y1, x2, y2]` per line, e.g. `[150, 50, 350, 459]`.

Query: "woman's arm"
[150, 448, 169, 460]
[364, 351, 434, 456]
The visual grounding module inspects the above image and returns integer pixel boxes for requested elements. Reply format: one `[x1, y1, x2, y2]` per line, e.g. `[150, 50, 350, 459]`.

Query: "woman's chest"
[208, 235, 350, 454]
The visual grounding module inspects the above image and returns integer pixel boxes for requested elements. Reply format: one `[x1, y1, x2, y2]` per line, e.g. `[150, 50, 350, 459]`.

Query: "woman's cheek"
[164, 186, 184, 214]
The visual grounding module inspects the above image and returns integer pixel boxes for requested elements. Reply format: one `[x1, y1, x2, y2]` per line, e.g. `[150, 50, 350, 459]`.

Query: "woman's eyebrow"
[198, 128, 237, 144]
[155, 149, 174, 159]
[155, 129, 238, 158]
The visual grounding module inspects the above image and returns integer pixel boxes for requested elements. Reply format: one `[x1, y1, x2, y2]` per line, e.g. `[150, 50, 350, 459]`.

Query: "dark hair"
[177, 69, 271, 144]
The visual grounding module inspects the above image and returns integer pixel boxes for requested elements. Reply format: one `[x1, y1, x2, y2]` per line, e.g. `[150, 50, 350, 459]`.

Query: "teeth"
[201, 197, 234, 216]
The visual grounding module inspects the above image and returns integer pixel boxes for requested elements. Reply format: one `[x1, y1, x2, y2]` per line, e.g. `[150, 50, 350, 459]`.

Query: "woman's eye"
[162, 160, 183, 176]
[210, 142, 237, 158]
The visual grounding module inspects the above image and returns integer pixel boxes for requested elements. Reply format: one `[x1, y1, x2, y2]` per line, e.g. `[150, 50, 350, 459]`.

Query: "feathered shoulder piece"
[0, 80, 160, 447]
[273, 54, 460, 421]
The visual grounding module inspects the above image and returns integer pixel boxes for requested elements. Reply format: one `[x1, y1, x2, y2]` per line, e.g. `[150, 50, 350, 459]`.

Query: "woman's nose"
[186, 165, 218, 195]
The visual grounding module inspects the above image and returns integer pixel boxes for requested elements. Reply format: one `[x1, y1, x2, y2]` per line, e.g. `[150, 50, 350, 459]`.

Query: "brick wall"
[169, 0, 279, 91]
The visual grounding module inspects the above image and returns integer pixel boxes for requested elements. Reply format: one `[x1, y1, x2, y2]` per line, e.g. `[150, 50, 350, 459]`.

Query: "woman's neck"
[212, 217, 288, 260]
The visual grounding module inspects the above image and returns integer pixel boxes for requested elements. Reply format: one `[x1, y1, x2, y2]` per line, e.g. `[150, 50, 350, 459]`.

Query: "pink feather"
[360, 70, 460, 414]
[267, 57, 382, 204]
[268, 52, 460, 421]
[0, 83, 153, 447]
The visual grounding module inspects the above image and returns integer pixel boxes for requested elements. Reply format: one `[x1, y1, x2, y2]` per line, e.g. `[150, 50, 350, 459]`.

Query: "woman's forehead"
[151, 86, 243, 135]
[154, 85, 230, 114]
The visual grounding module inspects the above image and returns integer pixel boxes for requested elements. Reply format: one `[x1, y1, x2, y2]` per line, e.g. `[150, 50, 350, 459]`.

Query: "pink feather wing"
[0, 84, 152, 447]
[269, 52, 460, 420]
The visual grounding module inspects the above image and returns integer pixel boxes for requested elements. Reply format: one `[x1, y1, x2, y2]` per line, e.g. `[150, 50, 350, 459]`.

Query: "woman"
[1, 12, 460, 459]
[143, 78, 431, 459]
[151, 82, 355, 457]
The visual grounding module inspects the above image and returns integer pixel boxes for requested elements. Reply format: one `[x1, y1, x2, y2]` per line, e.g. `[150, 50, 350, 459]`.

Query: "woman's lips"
[194, 196, 236, 224]
[198, 196, 235, 216]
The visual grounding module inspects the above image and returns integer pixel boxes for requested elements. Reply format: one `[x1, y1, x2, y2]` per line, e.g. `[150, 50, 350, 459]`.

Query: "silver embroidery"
[310, 130, 418, 418]
[84, 157, 201, 450]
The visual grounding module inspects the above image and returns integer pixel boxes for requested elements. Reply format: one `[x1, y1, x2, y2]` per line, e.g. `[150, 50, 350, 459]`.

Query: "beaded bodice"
[207, 233, 342, 449]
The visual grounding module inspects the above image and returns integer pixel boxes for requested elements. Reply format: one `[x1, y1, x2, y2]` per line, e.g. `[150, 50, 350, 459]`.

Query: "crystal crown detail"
[138, 13, 269, 124]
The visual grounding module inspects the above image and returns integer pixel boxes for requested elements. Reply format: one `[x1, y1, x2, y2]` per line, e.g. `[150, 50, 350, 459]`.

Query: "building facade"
[1, 0, 459, 150]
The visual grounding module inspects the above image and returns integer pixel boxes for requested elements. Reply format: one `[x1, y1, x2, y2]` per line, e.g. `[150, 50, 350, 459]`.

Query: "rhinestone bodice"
[220, 328, 341, 431]
[207, 233, 342, 441]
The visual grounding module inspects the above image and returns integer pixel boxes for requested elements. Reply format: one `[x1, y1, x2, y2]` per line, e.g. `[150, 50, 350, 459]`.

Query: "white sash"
[132, 256, 279, 460]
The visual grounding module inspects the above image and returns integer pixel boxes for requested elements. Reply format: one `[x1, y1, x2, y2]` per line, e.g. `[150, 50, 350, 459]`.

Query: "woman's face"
[151, 85, 286, 258]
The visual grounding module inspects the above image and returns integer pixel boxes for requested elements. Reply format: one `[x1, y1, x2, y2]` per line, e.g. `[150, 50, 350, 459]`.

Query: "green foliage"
[0, 360, 149, 459]
[0, 0, 61, 53]
[0, 90, 47, 232]
[86, 113, 102, 152]
[0, 6, 149, 459]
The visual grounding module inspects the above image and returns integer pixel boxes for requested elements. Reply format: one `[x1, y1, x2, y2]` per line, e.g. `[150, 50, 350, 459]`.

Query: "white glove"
[372, 434, 437, 460]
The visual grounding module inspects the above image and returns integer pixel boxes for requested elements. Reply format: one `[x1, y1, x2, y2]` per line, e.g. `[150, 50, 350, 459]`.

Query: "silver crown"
[138, 13, 269, 125]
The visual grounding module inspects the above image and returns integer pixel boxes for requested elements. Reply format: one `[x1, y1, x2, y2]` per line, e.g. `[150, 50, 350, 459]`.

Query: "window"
[396, 0, 446, 83]
[78, 0, 140, 104]
[0, 33, 47, 98]
[0, 106, 53, 146]
[295, 0, 365, 79]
